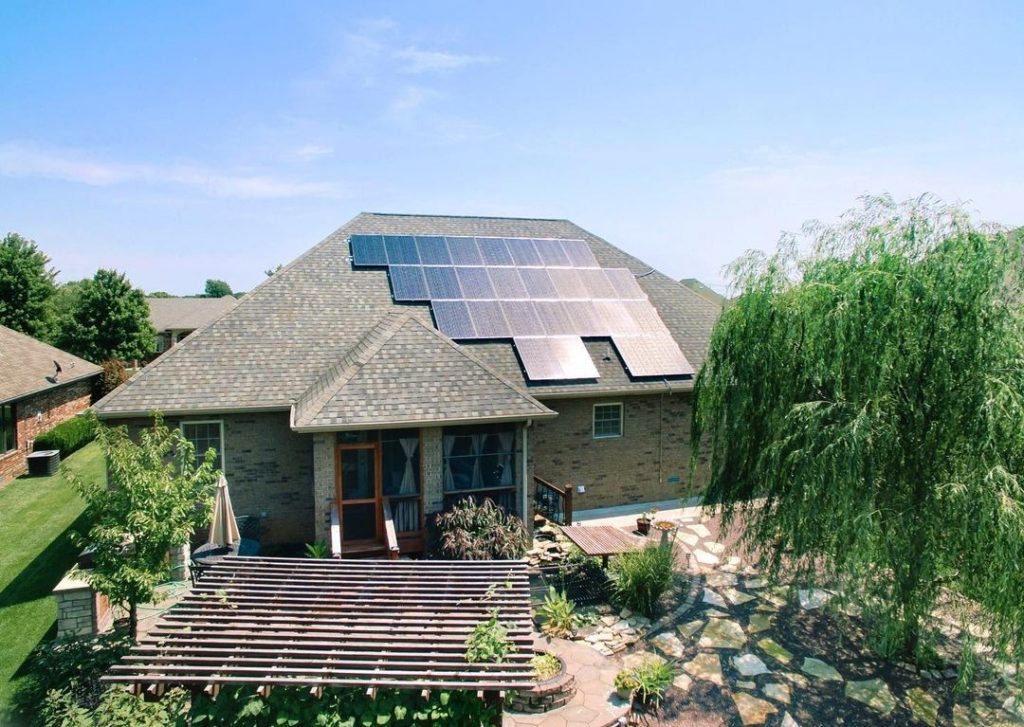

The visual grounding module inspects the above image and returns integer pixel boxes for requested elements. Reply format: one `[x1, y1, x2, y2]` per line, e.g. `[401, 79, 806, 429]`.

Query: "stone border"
[507, 652, 576, 713]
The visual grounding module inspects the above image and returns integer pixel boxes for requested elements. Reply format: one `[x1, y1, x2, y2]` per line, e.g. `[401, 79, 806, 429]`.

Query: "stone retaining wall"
[53, 568, 112, 639]
[507, 654, 575, 713]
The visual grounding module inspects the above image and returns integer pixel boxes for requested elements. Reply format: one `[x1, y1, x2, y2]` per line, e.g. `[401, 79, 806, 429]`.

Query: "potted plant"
[636, 509, 656, 535]
[614, 669, 638, 701]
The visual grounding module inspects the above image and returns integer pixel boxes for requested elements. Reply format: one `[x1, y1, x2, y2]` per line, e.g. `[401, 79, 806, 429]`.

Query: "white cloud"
[393, 47, 495, 74]
[389, 86, 439, 115]
[0, 141, 341, 199]
[292, 144, 334, 161]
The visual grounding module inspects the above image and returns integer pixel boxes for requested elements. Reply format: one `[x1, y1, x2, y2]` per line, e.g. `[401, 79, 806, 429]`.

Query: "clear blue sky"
[1, 2, 1021, 295]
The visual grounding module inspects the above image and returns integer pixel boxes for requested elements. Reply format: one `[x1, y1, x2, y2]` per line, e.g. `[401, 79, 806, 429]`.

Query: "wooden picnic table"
[560, 525, 642, 568]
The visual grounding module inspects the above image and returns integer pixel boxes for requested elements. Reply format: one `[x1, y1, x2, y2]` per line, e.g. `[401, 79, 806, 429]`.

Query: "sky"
[1, 1, 1021, 296]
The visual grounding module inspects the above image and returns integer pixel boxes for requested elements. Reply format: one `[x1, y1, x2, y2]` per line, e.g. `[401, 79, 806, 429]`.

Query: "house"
[0, 325, 102, 484]
[147, 295, 239, 354]
[93, 214, 719, 555]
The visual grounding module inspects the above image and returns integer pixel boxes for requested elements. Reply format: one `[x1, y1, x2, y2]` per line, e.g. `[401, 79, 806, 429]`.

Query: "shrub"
[304, 541, 330, 558]
[630, 658, 675, 705]
[531, 651, 561, 681]
[435, 497, 528, 560]
[538, 587, 577, 637]
[614, 669, 638, 694]
[465, 609, 517, 664]
[15, 631, 132, 723]
[94, 359, 129, 399]
[610, 543, 676, 617]
[32, 414, 96, 457]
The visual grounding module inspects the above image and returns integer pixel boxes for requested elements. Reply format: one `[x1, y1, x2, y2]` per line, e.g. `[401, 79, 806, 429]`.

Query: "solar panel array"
[349, 234, 693, 381]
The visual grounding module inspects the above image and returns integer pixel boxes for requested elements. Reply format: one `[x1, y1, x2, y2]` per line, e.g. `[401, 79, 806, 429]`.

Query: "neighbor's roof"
[94, 213, 720, 419]
[0, 325, 102, 404]
[292, 312, 554, 430]
[147, 295, 239, 333]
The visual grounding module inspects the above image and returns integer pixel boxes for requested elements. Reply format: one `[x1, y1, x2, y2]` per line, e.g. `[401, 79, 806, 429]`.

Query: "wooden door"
[335, 443, 381, 544]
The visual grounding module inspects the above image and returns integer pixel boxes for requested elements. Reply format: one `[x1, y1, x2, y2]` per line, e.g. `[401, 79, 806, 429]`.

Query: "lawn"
[0, 443, 104, 723]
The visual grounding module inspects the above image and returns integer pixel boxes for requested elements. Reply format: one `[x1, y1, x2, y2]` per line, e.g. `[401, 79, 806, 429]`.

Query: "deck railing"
[329, 500, 342, 558]
[533, 475, 573, 525]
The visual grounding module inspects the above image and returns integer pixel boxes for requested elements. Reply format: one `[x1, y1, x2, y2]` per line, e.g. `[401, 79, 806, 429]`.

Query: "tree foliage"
[58, 269, 156, 362]
[203, 278, 232, 297]
[67, 414, 219, 638]
[0, 232, 57, 337]
[435, 497, 529, 560]
[691, 195, 1024, 669]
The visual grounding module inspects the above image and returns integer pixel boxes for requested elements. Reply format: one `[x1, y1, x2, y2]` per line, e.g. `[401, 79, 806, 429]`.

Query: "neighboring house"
[147, 295, 239, 354]
[94, 214, 719, 555]
[0, 325, 102, 485]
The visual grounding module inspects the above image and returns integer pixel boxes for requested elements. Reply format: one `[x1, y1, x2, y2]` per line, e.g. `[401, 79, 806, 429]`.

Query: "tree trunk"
[129, 602, 138, 640]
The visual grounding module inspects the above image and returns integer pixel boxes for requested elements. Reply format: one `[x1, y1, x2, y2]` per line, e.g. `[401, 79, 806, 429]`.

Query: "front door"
[335, 444, 381, 545]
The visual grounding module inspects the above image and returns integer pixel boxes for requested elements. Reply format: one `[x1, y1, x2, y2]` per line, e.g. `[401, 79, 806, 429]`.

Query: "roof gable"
[147, 296, 239, 332]
[292, 312, 553, 430]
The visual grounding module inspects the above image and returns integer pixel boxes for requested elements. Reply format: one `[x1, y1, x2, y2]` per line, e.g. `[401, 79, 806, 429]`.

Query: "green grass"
[0, 442, 104, 723]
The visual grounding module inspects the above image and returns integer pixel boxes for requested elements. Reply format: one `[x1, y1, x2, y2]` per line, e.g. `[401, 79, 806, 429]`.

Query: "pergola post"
[483, 690, 503, 726]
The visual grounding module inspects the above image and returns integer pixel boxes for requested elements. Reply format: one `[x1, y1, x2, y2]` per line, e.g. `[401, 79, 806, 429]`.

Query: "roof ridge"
[362, 211, 572, 223]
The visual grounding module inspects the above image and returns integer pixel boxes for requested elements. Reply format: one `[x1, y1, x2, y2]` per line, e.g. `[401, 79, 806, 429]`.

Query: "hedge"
[33, 415, 97, 457]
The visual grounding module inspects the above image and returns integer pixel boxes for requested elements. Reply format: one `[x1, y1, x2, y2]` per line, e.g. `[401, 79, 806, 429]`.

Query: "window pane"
[381, 436, 420, 497]
[340, 448, 375, 500]
[182, 422, 222, 470]
[442, 425, 516, 493]
[593, 405, 622, 438]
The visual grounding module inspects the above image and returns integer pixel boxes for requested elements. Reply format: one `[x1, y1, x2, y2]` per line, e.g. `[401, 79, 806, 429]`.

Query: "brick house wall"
[120, 412, 315, 544]
[529, 392, 709, 512]
[0, 379, 93, 486]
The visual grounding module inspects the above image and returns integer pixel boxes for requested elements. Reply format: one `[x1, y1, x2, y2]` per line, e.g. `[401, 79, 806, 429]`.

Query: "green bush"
[435, 497, 528, 560]
[538, 587, 577, 637]
[465, 609, 517, 664]
[610, 544, 676, 617]
[630, 658, 675, 705]
[32, 414, 96, 457]
[42, 684, 501, 726]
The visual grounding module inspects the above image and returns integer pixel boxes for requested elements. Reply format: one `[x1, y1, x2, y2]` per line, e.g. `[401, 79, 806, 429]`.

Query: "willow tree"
[692, 195, 1024, 671]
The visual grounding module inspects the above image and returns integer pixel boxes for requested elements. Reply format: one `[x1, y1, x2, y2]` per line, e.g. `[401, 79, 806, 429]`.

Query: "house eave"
[528, 379, 694, 401]
[290, 408, 558, 433]
[0, 370, 101, 408]
[93, 404, 291, 420]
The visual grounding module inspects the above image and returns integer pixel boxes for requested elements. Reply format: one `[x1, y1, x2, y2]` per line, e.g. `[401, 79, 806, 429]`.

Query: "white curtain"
[399, 437, 418, 494]
[498, 430, 514, 485]
[443, 435, 457, 490]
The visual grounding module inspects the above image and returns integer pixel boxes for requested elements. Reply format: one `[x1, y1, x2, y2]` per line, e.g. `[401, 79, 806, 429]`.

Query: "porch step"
[340, 542, 391, 559]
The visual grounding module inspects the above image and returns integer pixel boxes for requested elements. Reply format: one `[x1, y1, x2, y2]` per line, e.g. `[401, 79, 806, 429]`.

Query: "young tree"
[692, 195, 1024, 671]
[0, 232, 57, 337]
[68, 415, 219, 638]
[203, 279, 232, 297]
[58, 269, 156, 361]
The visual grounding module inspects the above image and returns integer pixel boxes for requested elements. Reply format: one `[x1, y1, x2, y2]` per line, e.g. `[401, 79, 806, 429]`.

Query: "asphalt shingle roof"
[292, 312, 553, 430]
[0, 325, 102, 404]
[94, 213, 720, 419]
[147, 296, 239, 332]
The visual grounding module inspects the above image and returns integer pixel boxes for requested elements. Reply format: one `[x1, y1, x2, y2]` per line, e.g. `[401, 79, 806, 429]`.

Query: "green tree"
[44, 279, 84, 343]
[203, 278, 232, 297]
[68, 415, 219, 638]
[0, 232, 57, 337]
[59, 269, 156, 361]
[691, 195, 1024, 671]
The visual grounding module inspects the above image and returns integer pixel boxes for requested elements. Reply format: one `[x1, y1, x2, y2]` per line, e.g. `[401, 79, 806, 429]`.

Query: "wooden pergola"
[104, 557, 536, 704]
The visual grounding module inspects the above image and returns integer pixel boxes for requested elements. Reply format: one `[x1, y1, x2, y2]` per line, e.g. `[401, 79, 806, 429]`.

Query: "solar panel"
[424, 266, 462, 299]
[432, 301, 475, 339]
[519, 268, 557, 298]
[415, 236, 451, 265]
[506, 238, 543, 267]
[350, 234, 387, 266]
[515, 336, 599, 380]
[389, 266, 429, 301]
[348, 233, 692, 381]
[467, 300, 510, 338]
[488, 267, 528, 299]
[478, 237, 513, 266]
[448, 236, 483, 266]
[533, 239, 571, 267]
[384, 236, 419, 265]
[613, 333, 694, 378]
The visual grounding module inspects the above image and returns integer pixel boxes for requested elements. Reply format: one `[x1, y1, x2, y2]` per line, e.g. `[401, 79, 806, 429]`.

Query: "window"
[0, 404, 15, 454]
[381, 429, 421, 534]
[181, 420, 223, 470]
[442, 424, 517, 513]
[593, 403, 623, 439]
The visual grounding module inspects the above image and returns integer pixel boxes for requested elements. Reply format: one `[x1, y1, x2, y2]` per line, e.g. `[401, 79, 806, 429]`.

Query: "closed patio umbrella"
[207, 474, 241, 548]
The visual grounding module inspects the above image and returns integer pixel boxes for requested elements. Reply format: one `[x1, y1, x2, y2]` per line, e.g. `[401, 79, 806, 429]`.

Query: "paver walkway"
[504, 636, 629, 727]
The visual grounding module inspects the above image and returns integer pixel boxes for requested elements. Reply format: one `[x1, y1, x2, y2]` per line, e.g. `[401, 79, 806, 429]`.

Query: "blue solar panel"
[478, 237, 513, 266]
[507, 238, 543, 267]
[519, 268, 557, 298]
[448, 236, 483, 266]
[424, 266, 462, 299]
[534, 239, 571, 267]
[350, 234, 387, 266]
[501, 300, 543, 336]
[534, 301, 576, 336]
[467, 300, 510, 338]
[415, 236, 451, 265]
[455, 267, 495, 299]
[432, 301, 475, 339]
[488, 267, 528, 299]
[385, 236, 419, 265]
[389, 266, 428, 301]
[562, 239, 599, 268]
[547, 268, 587, 299]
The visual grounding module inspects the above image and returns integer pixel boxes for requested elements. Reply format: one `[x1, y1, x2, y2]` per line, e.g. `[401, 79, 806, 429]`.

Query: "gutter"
[93, 404, 292, 420]
[1, 370, 102, 408]
[290, 408, 558, 434]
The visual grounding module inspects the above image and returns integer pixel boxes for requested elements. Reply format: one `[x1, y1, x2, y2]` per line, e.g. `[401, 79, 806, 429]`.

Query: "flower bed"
[507, 650, 575, 714]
